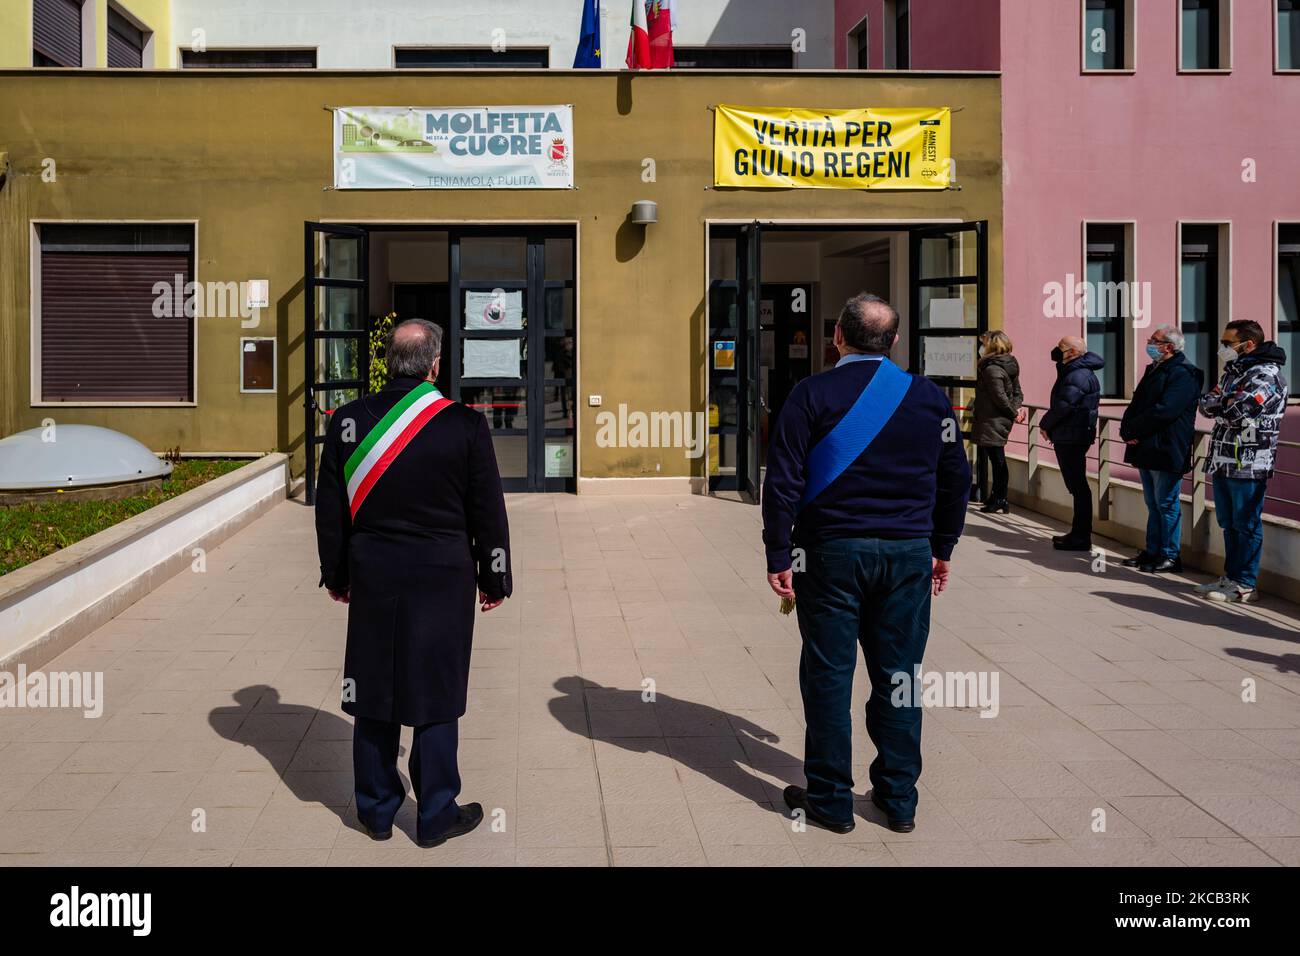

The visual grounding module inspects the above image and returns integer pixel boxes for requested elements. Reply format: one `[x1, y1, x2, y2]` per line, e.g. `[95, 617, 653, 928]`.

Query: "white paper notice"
[465, 290, 524, 330]
[463, 339, 521, 378]
[923, 336, 977, 379]
[928, 298, 966, 328]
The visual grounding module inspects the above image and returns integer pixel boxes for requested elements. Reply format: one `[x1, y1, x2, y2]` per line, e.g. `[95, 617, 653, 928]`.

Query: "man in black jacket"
[315, 319, 512, 848]
[1119, 325, 1204, 573]
[1039, 336, 1105, 551]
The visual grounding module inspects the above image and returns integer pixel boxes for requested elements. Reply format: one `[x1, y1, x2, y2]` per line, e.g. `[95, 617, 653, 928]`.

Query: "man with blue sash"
[763, 294, 970, 834]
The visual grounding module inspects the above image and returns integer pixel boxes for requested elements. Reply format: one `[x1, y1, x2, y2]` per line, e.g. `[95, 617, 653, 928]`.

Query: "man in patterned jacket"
[1196, 320, 1288, 604]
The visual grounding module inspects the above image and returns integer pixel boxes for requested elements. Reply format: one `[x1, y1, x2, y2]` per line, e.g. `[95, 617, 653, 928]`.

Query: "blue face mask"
[1145, 344, 1164, 361]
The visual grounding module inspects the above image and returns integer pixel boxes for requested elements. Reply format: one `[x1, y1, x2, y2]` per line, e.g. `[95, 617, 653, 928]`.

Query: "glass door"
[304, 222, 368, 505]
[450, 227, 575, 493]
[909, 221, 987, 402]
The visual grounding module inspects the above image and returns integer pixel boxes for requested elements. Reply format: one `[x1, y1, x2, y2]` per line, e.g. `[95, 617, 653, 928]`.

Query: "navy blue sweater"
[761, 357, 971, 573]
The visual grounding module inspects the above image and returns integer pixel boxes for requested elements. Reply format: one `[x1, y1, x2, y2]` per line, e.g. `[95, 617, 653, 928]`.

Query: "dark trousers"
[353, 716, 461, 841]
[1212, 476, 1267, 589]
[976, 445, 1009, 502]
[793, 537, 933, 823]
[1054, 442, 1093, 540]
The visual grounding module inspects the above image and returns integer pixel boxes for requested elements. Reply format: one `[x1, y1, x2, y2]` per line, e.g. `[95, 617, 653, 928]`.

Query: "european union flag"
[573, 0, 602, 68]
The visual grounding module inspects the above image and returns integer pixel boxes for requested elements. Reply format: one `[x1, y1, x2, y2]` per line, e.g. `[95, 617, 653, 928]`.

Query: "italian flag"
[344, 381, 452, 519]
[627, 0, 673, 69]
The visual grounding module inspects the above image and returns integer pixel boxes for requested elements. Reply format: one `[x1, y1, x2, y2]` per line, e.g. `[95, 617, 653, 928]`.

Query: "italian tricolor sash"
[344, 382, 452, 519]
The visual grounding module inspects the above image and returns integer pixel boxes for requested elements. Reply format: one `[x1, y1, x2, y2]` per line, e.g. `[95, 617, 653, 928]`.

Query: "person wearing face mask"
[1196, 320, 1289, 604]
[1118, 326, 1204, 573]
[971, 330, 1026, 514]
[1039, 335, 1105, 551]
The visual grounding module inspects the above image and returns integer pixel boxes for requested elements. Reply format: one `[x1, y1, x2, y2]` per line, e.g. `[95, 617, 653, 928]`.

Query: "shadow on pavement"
[1096, 590, 1300, 644]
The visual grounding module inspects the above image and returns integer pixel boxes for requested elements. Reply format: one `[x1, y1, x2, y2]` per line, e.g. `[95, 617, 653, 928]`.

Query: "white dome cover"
[0, 425, 172, 490]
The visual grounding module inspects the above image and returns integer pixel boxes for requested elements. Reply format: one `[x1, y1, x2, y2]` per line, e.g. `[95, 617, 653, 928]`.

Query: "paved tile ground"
[2, 494, 1299, 867]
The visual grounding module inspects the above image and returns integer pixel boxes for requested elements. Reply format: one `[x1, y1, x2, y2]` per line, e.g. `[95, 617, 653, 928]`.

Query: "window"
[106, 6, 145, 68]
[672, 47, 795, 69]
[1181, 224, 1228, 383]
[33, 0, 83, 68]
[847, 17, 869, 69]
[1181, 0, 1231, 71]
[1083, 0, 1131, 71]
[181, 49, 317, 68]
[1084, 224, 1127, 397]
[883, 0, 911, 69]
[1280, 0, 1300, 70]
[394, 47, 549, 69]
[36, 224, 195, 404]
[1279, 224, 1300, 393]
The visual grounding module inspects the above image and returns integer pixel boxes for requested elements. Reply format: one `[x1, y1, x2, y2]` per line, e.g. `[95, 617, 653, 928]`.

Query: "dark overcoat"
[970, 354, 1023, 447]
[1119, 351, 1204, 474]
[315, 376, 512, 726]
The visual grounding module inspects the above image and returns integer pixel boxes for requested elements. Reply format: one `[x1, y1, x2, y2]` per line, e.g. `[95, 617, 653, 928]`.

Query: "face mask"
[1218, 344, 1239, 365]
[1146, 344, 1164, 361]
[1050, 347, 1064, 363]
[977, 346, 987, 358]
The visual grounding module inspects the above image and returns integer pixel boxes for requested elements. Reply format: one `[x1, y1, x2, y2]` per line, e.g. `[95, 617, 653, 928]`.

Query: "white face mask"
[977, 346, 987, 357]
[1218, 344, 1239, 365]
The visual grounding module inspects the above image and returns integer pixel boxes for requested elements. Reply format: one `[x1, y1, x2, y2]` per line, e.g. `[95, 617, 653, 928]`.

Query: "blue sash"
[797, 358, 911, 511]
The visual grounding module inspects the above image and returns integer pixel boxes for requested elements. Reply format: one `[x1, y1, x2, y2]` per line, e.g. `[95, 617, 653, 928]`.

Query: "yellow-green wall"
[3, 1, 173, 68]
[0, 70, 1002, 481]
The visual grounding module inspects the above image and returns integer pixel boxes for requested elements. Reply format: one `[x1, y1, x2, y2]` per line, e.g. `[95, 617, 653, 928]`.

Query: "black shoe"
[782, 785, 855, 834]
[980, 498, 1010, 514]
[869, 791, 916, 833]
[359, 821, 392, 842]
[1121, 551, 1153, 568]
[1053, 536, 1092, 552]
[1139, 556, 1183, 573]
[417, 802, 484, 848]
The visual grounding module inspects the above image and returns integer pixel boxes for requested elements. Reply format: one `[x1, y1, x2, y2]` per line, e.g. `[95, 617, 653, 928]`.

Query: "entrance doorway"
[706, 221, 988, 500]
[304, 224, 577, 503]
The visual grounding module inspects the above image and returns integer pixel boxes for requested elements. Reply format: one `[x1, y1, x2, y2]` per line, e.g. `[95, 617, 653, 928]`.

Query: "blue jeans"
[1139, 469, 1184, 561]
[1212, 476, 1268, 589]
[793, 537, 933, 823]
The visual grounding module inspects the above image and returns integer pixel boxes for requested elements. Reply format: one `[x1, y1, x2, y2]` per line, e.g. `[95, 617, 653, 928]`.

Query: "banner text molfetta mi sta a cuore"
[714, 105, 952, 190]
[333, 106, 574, 190]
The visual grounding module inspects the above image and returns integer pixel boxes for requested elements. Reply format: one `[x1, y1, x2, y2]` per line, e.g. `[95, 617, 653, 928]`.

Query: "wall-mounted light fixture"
[630, 200, 658, 225]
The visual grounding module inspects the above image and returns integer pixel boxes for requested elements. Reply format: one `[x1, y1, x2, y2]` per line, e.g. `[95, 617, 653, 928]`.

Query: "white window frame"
[1080, 0, 1137, 73]
[846, 15, 870, 70]
[1178, 0, 1234, 74]
[29, 219, 201, 408]
[1080, 220, 1138, 398]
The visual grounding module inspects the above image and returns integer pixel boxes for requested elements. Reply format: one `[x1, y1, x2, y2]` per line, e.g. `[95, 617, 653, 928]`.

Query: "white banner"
[334, 106, 574, 190]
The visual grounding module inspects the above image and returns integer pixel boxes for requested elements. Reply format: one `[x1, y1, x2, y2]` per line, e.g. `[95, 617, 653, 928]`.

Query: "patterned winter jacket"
[1198, 342, 1289, 480]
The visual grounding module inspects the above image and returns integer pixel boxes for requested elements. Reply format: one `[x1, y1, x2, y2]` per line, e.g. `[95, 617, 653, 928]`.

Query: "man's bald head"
[837, 293, 900, 354]
[1057, 335, 1085, 363]
[387, 319, 443, 380]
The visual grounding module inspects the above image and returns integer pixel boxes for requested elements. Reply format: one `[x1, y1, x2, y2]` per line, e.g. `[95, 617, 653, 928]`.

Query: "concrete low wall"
[1007, 454, 1300, 602]
[0, 454, 289, 670]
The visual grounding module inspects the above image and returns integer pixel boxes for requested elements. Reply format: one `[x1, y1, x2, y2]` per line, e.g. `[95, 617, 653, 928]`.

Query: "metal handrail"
[991, 403, 1300, 516]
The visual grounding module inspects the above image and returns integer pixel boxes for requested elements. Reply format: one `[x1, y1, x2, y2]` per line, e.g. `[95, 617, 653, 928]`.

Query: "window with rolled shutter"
[39, 224, 195, 403]
[107, 7, 145, 69]
[33, 0, 83, 68]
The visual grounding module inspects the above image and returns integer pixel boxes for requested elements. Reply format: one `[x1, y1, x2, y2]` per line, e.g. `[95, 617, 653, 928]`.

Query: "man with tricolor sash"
[763, 294, 970, 836]
[315, 318, 512, 848]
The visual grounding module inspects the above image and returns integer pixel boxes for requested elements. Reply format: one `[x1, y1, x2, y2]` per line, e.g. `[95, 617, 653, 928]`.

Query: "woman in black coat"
[970, 330, 1025, 513]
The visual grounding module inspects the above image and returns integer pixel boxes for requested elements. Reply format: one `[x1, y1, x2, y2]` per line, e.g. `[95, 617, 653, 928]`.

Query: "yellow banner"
[714, 105, 951, 190]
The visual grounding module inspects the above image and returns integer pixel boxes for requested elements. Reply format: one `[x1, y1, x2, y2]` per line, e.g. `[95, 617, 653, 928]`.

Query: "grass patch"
[0, 458, 248, 576]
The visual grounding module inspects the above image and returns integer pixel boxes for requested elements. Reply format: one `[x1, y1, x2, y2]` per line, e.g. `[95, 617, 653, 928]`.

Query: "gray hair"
[838, 293, 900, 354]
[1154, 324, 1185, 351]
[386, 318, 443, 379]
